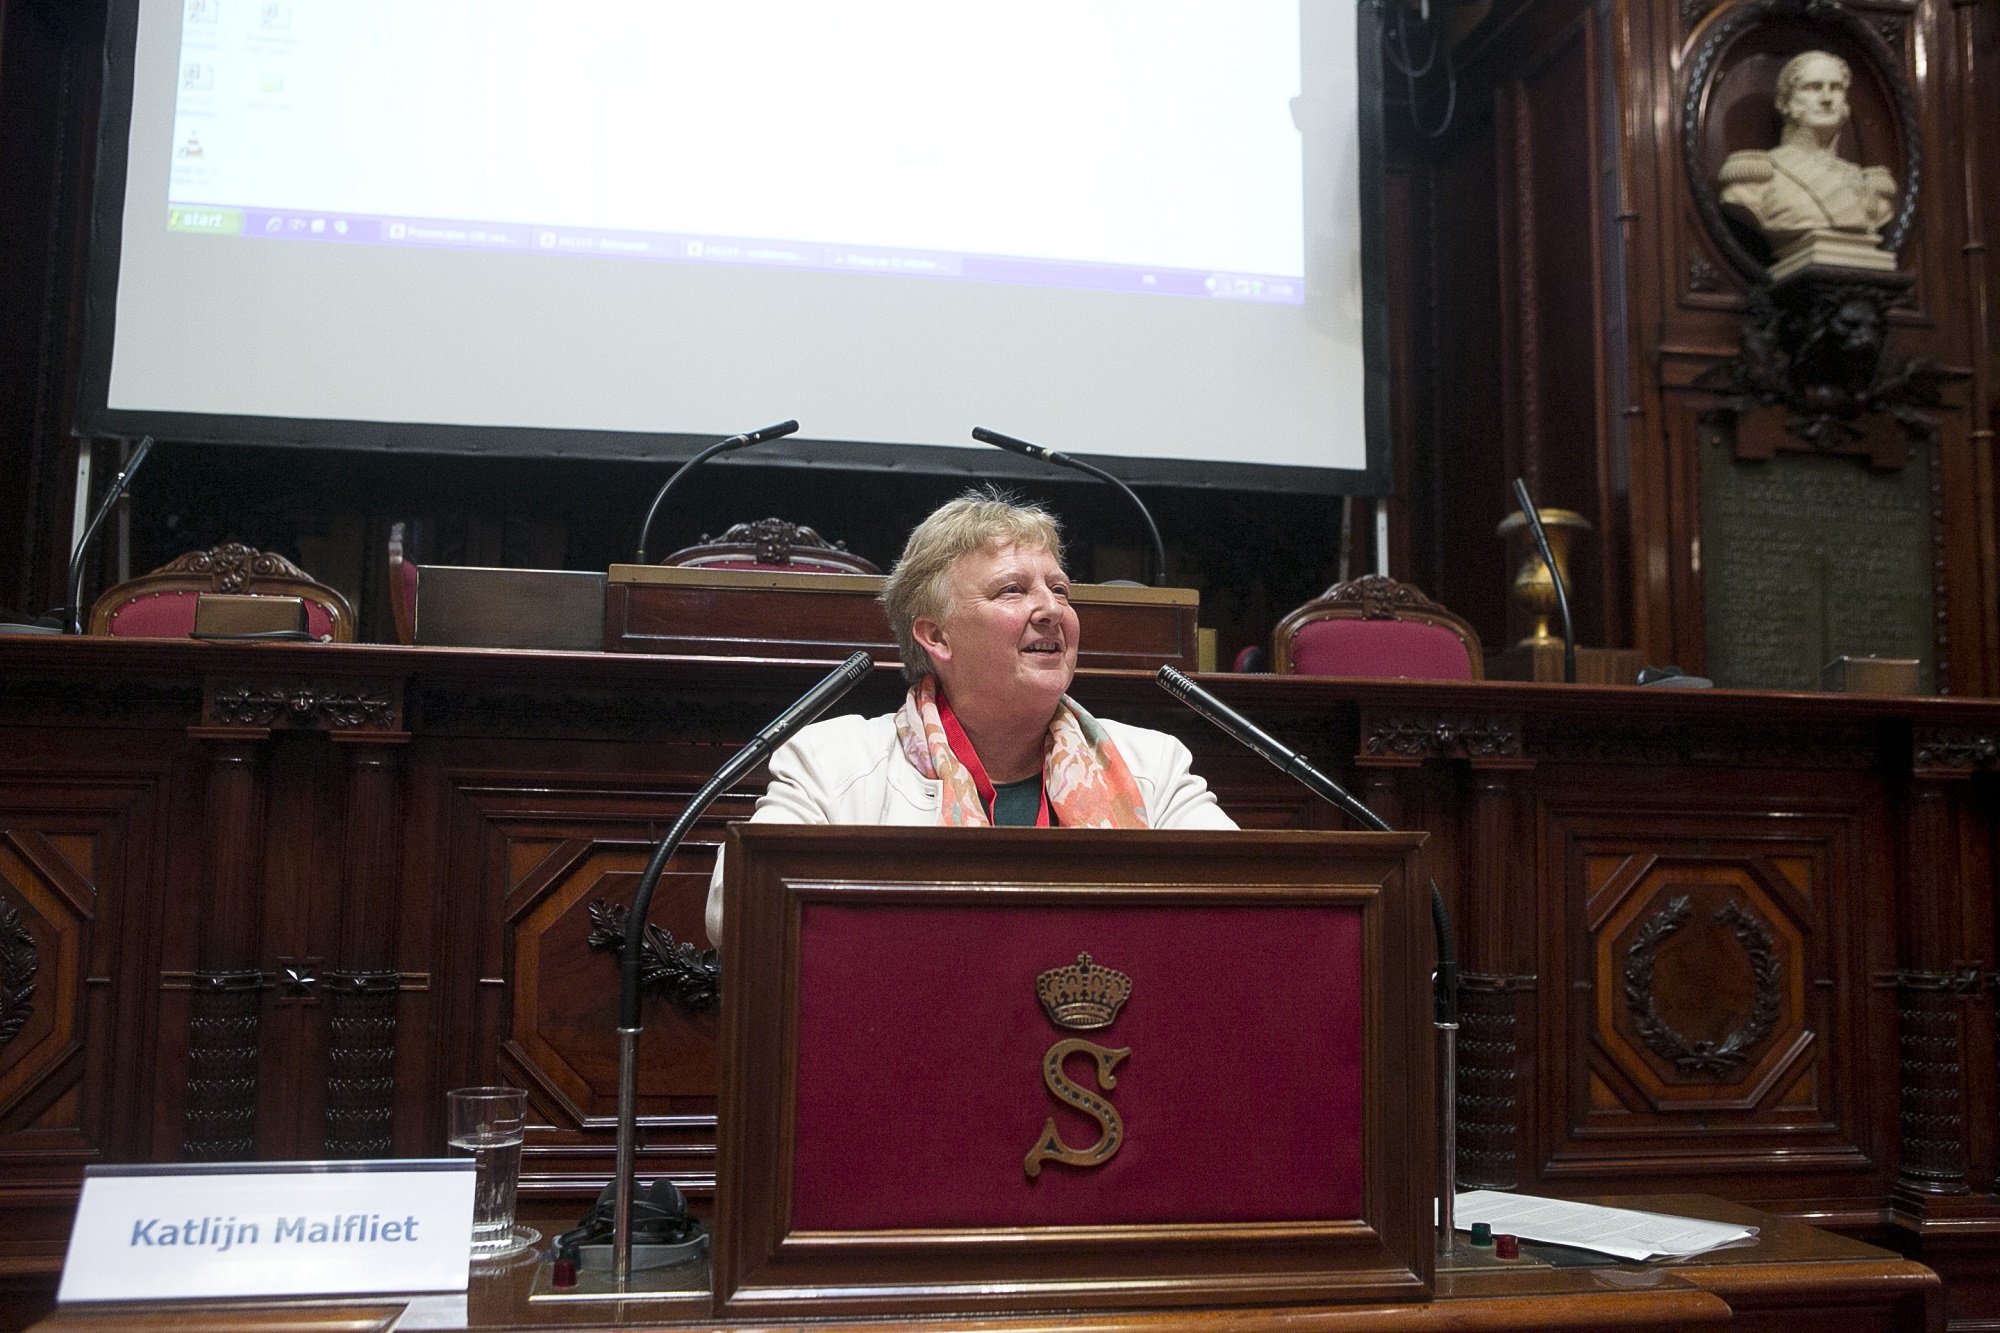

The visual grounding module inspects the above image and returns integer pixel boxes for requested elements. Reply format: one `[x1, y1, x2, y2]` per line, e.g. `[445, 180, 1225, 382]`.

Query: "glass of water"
[446, 1086, 528, 1255]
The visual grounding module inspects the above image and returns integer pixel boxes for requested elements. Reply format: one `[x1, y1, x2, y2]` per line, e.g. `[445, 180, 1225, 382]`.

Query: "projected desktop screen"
[81, 0, 1389, 492]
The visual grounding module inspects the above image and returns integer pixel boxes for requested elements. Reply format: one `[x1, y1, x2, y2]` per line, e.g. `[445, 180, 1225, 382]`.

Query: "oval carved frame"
[1680, 0, 1922, 285]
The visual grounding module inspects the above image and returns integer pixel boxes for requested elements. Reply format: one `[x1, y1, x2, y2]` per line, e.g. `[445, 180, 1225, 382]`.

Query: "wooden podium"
[712, 826, 1435, 1320]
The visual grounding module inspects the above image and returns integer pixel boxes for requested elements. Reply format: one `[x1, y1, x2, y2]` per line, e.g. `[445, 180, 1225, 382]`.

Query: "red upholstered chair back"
[88, 543, 356, 642]
[1272, 575, 1482, 680]
[387, 522, 418, 646]
[661, 518, 879, 575]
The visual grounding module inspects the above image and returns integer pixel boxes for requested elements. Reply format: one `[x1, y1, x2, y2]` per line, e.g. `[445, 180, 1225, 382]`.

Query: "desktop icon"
[388, 222, 406, 240]
[265, 216, 282, 232]
[333, 220, 348, 235]
[310, 219, 325, 233]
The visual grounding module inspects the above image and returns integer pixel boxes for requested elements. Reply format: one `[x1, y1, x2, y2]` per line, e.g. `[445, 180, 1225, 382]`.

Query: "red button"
[1494, 1233, 1520, 1259]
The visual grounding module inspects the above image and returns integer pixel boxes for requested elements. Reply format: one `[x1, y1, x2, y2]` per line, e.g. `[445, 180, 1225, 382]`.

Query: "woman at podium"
[706, 490, 1235, 945]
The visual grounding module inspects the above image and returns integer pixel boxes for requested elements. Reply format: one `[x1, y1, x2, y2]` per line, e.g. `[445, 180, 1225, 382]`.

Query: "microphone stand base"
[527, 1250, 711, 1304]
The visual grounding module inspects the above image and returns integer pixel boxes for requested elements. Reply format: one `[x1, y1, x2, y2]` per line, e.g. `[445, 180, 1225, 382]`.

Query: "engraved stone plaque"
[1701, 419, 1934, 692]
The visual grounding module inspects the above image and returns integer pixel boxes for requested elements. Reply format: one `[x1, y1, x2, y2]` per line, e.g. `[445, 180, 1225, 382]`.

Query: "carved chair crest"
[151, 542, 317, 593]
[1314, 574, 1452, 621]
[664, 517, 880, 574]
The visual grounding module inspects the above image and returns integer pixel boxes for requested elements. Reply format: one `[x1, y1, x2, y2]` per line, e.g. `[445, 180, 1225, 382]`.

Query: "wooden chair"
[88, 543, 356, 642]
[1272, 574, 1483, 680]
[660, 518, 879, 575]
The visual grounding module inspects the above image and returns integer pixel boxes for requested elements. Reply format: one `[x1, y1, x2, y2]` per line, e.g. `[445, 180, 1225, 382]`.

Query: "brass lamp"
[1496, 507, 1591, 648]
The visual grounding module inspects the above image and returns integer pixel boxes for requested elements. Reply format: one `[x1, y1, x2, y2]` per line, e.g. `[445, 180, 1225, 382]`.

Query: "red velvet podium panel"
[714, 827, 1435, 1320]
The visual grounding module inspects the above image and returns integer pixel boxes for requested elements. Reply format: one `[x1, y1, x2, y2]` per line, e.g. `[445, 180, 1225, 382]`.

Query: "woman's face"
[915, 541, 1080, 719]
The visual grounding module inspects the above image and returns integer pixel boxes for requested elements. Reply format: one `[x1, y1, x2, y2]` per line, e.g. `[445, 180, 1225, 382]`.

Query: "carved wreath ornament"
[0, 897, 39, 1049]
[1622, 895, 1782, 1077]
[587, 900, 720, 1013]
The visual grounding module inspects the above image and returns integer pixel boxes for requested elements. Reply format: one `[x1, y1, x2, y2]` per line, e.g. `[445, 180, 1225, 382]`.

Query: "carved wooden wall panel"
[1536, 778, 1894, 1199]
[0, 748, 187, 1309]
[0, 832, 85, 1128]
[420, 768, 757, 1201]
[1648, 0, 1995, 691]
[505, 840, 717, 1119]
[0, 771, 170, 1158]
[1389, 0, 1996, 694]
[4, 642, 2000, 1319]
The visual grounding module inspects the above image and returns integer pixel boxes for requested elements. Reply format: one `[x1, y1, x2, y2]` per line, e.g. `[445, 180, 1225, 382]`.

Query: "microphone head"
[1155, 664, 1195, 700]
[838, 649, 874, 682]
[748, 419, 800, 444]
[971, 426, 1049, 460]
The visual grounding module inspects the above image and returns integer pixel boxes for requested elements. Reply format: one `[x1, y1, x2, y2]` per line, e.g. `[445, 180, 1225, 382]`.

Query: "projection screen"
[78, 0, 1390, 493]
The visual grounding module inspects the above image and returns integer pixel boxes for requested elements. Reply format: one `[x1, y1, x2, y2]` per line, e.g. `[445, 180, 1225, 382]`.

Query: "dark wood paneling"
[1517, 12, 1616, 647]
[0, 0, 100, 621]
[0, 641, 1994, 1268]
[6, 598, 2000, 1308]
[1388, 0, 1998, 694]
[1537, 782, 1890, 1192]
[1418, 126, 1512, 649]
[0, 742, 183, 1312]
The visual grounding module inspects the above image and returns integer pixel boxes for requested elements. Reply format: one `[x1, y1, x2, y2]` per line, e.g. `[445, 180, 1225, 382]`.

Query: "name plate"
[58, 1160, 476, 1303]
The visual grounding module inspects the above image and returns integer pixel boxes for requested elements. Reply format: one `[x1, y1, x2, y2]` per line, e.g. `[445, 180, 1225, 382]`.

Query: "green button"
[167, 207, 243, 235]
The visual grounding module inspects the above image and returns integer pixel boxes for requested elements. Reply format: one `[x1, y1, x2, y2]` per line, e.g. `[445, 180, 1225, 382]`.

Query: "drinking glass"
[446, 1086, 527, 1254]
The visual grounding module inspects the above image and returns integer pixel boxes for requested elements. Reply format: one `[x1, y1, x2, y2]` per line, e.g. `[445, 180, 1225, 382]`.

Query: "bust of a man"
[1717, 50, 1898, 273]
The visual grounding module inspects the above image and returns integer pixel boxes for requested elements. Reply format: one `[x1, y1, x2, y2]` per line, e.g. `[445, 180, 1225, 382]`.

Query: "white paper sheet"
[1454, 1192, 1758, 1262]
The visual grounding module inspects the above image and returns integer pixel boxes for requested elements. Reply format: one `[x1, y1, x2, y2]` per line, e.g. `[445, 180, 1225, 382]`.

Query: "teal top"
[990, 775, 1046, 827]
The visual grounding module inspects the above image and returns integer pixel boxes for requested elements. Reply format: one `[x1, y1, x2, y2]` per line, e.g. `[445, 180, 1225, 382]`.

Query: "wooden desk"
[27, 1196, 1937, 1331]
[0, 639, 1995, 1326]
[602, 565, 1202, 669]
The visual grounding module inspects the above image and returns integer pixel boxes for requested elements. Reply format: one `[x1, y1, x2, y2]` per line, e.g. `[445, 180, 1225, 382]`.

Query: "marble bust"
[1717, 50, 1898, 279]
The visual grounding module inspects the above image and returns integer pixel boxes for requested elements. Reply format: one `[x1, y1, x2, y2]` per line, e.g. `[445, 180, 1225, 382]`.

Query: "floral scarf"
[894, 676, 1150, 828]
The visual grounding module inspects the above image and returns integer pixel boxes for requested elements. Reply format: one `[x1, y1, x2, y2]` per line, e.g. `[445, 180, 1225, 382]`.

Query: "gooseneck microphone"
[66, 436, 156, 635]
[632, 420, 800, 564]
[610, 650, 873, 1284]
[971, 427, 1167, 587]
[1154, 665, 1455, 1017]
[1156, 663, 1461, 1251]
[1511, 477, 1575, 685]
[1156, 664, 1388, 833]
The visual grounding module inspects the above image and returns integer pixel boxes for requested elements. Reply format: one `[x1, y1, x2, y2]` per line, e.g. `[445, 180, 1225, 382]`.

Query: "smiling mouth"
[1023, 641, 1065, 656]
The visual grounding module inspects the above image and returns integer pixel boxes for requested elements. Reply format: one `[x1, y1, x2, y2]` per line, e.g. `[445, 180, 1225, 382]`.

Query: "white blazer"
[705, 711, 1236, 946]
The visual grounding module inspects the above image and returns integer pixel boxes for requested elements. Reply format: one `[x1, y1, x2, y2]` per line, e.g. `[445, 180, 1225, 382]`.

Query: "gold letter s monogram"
[1023, 1038, 1129, 1178]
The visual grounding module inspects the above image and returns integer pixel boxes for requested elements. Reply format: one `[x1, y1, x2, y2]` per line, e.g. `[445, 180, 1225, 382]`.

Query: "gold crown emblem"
[1035, 952, 1132, 1030]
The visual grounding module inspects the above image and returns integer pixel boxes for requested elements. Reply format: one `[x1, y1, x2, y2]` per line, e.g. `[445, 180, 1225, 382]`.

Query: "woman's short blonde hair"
[880, 488, 1064, 681]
